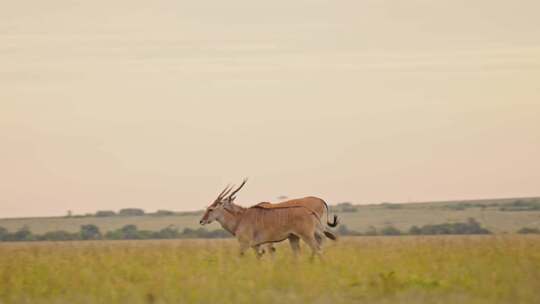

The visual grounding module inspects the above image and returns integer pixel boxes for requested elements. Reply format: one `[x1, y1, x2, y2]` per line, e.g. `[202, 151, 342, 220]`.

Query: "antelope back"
[252, 196, 326, 219]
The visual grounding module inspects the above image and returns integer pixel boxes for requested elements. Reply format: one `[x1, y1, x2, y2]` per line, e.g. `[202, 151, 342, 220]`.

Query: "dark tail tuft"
[327, 215, 339, 227]
[324, 230, 337, 240]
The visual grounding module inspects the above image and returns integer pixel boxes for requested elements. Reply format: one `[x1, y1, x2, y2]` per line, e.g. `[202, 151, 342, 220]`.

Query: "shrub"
[177, 211, 204, 217]
[334, 202, 358, 212]
[408, 218, 490, 235]
[3, 227, 35, 242]
[80, 224, 102, 240]
[380, 226, 402, 235]
[118, 208, 145, 216]
[0, 226, 7, 240]
[446, 205, 466, 211]
[337, 225, 361, 236]
[180, 228, 230, 239]
[154, 210, 175, 216]
[409, 226, 421, 235]
[364, 226, 378, 236]
[105, 225, 146, 240]
[95, 210, 116, 217]
[101, 225, 230, 240]
[153, 225, 181, 239]
[206, 229, 231, 238]
[0, 224, 233, 242]
[41, 230, 79, 241]
[120, 225, 140, 239]
[517, 227, 540, 234]
[381, 203, 402, 209]
[499, 199, 540, 211]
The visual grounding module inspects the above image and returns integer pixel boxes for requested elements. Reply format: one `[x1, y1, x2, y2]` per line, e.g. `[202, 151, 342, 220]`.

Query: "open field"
[1, 197, 539, 235]
[0, 236, 539, 304]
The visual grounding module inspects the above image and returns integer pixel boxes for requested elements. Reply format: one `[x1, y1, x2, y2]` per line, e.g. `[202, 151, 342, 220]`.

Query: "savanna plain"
[1, 236, 539, 304]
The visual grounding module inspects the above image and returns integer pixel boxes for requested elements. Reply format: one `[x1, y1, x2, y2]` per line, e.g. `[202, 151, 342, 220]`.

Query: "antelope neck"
[220, 207, 244, 236]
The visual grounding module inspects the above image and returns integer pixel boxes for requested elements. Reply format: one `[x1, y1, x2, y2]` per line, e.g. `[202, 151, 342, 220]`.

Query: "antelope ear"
[223, 199, 233, 209]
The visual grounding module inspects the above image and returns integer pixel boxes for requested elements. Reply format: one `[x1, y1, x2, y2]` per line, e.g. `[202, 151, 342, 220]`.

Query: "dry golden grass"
[1, 236, 539, 304]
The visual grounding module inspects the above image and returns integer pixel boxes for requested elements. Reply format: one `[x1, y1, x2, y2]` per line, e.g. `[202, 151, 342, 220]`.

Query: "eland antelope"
[199, 179, 338, 259]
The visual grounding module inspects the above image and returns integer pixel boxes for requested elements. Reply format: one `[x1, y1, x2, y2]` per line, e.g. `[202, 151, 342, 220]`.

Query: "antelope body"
[200, 180, 338, 259]
[255, 196, 338, 228]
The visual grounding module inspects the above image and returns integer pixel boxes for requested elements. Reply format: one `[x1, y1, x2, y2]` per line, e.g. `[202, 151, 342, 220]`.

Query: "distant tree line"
[445, 202, 500, 211]
[69, 208, 204, 218]
[0, 225, 231, 242]
[93, 208, 149, 217]
[337, 218, 495, 236]
[517, 227, 540, 234]
[2, 218, 539, 242]
[64, 199, 540, 219]
[445, 199, 540, 211]
[498, 200, 540, 211]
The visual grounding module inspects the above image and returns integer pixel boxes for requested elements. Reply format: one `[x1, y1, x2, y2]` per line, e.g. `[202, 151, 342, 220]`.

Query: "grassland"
[1, 197, 539, 235]
[0, 236, 539, 304]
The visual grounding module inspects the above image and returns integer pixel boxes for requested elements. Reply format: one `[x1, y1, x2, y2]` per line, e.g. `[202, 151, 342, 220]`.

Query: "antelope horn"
[226, 178, 248, 201]
[214, 184, 233, 205]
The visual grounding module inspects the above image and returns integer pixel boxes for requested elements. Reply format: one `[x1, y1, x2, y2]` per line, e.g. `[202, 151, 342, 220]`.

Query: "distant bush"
[95, 210, 116, 217]
[517, 227, 540, 234]
[40, 230, 80, 241]
[342, 225, 404, 236]
[445, 202, 501, 211]
[0, 218, 496, 242]
[154, 210, 175, 216]
[337, 225, 362, 236]
[0, 226, 7, 240]
[409, 225, 422, 235]
[181, 227, 231, 239]
[0, 224, 231, 242]
[408, 218, 490, 235]
[365, 226, 378, 236]
[334, 202, 358, 213]
[177, 211, 204, 216]
[205, 229, 230, 238]
[380, 203, 402, 209]
[119, 225, 140, 239]
[445, 205, 466, 211]
[103, 225, 231, 240]
[106, 225, 144, 240]
[118, 208, 145, 216]
[3, 226, 35, 242]
[380, 225, 402, 235]
[335, 224, 403, 236]
[499, 200, 540, 212]
[153, 226, 181, 239]
[80, 224, 102, 240]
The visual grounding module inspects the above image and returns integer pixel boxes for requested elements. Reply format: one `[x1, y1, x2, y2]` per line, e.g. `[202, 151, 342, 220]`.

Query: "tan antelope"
[199, 180, 338, 259]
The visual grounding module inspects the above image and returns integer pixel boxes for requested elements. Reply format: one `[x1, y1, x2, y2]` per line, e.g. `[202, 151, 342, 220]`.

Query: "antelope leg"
[288, 235, 301, 258]
[252, 245, 264, 259]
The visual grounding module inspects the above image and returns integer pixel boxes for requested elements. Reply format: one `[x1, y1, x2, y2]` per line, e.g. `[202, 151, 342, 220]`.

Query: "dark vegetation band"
[1, 218, 538, 242]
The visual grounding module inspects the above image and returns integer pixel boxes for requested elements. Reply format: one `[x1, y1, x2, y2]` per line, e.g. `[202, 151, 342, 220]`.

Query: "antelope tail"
[322, 199, 339, 227]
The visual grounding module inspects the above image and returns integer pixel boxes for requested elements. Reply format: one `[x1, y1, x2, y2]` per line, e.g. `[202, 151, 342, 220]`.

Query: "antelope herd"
[199, 179, 338, 259]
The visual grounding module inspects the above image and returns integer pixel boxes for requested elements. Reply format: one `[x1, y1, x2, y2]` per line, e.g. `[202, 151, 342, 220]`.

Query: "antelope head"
[199, 179, 247, 225]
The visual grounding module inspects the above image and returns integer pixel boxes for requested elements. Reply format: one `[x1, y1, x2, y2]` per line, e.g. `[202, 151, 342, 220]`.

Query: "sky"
[1, 0, 539, 218]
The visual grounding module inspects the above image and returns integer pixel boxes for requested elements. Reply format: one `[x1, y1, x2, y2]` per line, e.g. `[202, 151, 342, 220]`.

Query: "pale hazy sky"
[1, 0, 539, 218]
